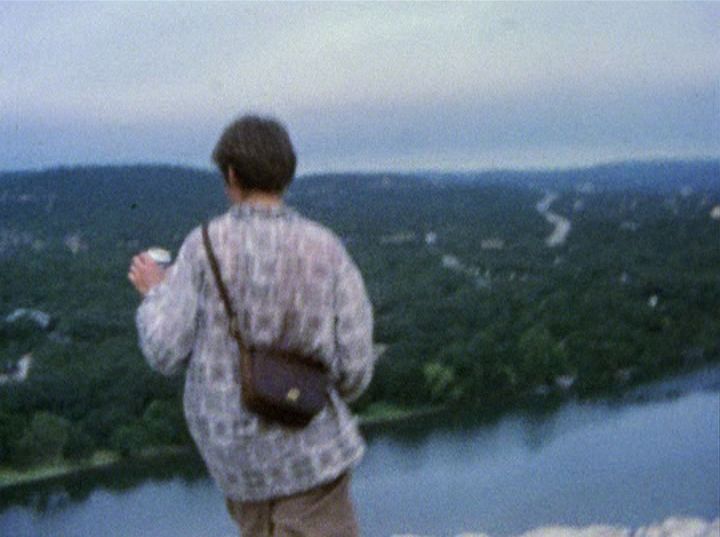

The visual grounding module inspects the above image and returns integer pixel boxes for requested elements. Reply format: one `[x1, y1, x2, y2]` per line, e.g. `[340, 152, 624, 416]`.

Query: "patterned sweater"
[135, 203, 374, 501]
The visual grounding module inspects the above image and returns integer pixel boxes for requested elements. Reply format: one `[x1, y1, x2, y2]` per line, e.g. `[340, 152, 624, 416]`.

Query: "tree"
[517, 324, 569, 384]
[0, 410, 26, 464]
[422, 361, 463, 404]
[63, 423, 96, 462]
[14, 412, 70, 467]
[141, 399, 186, 446]
[110, 423, 150, 458]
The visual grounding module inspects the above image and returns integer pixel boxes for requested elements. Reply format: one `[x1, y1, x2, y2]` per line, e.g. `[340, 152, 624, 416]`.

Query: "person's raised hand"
[128, 252, 167, 296]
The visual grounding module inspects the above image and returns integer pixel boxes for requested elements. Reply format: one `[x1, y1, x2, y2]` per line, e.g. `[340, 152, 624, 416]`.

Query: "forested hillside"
[1, 160, 719, 470]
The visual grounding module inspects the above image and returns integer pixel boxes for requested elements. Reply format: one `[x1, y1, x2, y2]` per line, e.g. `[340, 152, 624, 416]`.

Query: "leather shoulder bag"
[201, 222, 329, 427]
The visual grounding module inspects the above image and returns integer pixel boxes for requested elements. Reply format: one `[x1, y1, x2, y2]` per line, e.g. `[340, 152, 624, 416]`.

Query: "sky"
[1, 1, 718, 175]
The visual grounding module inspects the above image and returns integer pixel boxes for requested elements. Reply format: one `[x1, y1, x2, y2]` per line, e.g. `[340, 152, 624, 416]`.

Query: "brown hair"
[212, 115, 297, 193]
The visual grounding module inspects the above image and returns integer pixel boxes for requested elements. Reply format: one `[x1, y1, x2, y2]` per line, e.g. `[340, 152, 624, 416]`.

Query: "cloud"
[0, 1, 718, 172]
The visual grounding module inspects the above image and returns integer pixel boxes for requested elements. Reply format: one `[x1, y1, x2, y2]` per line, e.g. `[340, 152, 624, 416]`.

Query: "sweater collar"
[230, 202, 294, 219]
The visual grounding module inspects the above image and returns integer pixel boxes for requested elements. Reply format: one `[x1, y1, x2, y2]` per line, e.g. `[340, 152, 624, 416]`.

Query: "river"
[1, 367, 719, 537]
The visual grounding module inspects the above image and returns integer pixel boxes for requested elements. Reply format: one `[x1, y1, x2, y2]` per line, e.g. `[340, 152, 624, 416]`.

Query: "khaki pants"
[225, 472, 361, 537]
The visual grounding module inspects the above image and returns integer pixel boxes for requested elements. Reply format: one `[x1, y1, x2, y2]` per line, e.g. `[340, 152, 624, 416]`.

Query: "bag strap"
[201, 222, 250, 355]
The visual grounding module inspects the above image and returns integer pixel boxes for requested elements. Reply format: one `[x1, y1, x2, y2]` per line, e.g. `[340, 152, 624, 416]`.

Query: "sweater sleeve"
[333, 249, 375, 402]
[135, 229, 202, 376]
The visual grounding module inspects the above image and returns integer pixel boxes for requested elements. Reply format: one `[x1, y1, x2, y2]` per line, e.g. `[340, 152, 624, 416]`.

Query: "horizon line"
[1, 155, 718, 178]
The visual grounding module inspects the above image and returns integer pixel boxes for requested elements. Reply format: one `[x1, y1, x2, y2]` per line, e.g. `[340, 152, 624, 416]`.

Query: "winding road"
[536, 192, 571, 247]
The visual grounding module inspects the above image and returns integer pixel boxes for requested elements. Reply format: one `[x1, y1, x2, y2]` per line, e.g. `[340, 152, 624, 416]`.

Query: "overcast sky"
[1, 1, 718, 175]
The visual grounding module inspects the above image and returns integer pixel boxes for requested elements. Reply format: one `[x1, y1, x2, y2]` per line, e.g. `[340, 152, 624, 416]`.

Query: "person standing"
[128, 114, 375, 536]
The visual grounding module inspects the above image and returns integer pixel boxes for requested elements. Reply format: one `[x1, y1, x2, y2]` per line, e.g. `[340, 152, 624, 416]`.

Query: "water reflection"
[354, 389, 719, 537]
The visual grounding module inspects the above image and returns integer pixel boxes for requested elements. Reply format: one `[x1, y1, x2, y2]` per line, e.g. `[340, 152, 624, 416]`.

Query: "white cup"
[146, 247, 172, 267]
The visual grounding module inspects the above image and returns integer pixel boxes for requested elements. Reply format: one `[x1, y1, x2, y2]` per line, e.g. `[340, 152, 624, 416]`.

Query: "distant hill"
[417, 159, 720, 192]
[1, 157, 717, 260]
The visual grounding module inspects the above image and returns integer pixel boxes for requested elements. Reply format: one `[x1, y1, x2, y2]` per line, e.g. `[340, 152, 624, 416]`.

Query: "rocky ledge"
[393, 517, 719, 537]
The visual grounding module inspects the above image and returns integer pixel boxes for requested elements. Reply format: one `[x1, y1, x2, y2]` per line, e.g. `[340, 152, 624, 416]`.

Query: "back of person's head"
[212, 114, 297, 193]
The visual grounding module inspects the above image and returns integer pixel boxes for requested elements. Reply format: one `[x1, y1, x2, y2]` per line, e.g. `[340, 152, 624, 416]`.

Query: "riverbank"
[3, 363, 719, 491]
[0, 445, 193, 491]
[0, 404, 442, 490]
[393, 517, 720, 537]
[0, 450, 119, 488]
[2, 363, 718, 493]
